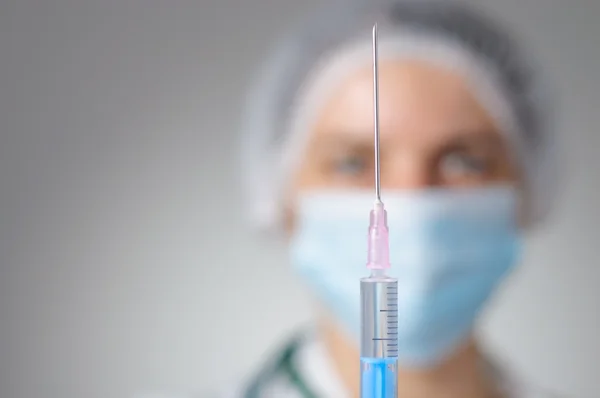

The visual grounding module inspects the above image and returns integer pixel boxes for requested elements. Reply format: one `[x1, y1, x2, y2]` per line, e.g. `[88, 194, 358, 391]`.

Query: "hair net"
[239, 0, 557, 232]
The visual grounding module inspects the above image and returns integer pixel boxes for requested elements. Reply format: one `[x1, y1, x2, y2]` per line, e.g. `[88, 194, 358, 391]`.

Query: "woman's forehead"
[312, 59, 499, 143]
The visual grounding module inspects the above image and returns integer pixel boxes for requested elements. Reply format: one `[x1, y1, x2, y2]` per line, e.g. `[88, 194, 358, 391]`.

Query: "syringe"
[360, 23, 399, 398]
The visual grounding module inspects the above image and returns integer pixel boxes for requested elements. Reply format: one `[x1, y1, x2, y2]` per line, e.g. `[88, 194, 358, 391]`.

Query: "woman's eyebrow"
[314, 132, 375, 151]
[442, 130, 504, 149]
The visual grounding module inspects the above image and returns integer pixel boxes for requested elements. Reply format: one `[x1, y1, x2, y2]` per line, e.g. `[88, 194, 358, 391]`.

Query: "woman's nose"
[381, 155, 433, 190]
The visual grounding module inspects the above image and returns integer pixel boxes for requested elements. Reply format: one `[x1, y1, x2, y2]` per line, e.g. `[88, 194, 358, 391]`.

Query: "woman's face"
[292, 59, 517, 201]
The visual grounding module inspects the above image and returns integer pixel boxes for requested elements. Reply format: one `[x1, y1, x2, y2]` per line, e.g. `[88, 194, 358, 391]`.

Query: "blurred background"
[0, 1, 598, 397]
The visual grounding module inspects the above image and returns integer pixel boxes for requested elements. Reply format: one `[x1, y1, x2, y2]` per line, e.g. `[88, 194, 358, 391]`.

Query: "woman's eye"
[332, 155, 368, 175]
[440, 152, 491, 179]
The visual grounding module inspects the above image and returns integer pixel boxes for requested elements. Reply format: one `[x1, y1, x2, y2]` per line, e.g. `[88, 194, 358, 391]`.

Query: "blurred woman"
[235, 1, 559, 397]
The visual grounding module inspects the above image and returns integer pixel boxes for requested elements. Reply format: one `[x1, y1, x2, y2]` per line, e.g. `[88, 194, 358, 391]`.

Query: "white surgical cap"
[239, 0, 558, 232]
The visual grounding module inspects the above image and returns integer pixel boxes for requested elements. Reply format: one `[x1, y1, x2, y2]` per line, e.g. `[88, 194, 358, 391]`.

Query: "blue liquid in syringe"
[360, 357, 398, 398]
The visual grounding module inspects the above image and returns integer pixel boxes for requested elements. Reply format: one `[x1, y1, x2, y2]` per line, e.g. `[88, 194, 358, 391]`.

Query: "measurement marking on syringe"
[372, 338, 396, 341]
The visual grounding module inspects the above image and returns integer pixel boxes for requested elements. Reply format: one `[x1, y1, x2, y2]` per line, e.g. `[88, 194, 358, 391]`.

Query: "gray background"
[0, 1, 598, 397]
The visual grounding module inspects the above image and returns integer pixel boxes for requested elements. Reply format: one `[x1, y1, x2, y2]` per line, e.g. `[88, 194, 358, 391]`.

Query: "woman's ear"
[283, 202, 296, 236]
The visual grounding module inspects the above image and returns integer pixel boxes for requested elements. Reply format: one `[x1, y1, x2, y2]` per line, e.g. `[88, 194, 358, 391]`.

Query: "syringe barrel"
[360, 275, 398, 398]
[360, 275, 398, 358]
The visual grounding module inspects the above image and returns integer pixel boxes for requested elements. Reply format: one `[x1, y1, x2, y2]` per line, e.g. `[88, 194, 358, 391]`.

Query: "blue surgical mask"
[290, 185, 522, 368]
